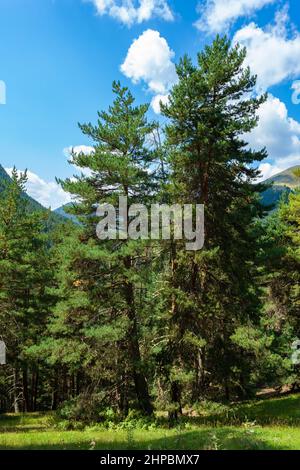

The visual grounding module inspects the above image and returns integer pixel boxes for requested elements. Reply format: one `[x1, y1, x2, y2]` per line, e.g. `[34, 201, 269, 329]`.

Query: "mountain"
[261, 165, 300, 208]
[265, 166, 300, 189]
[0, 164, 66, 225]
[0, 164, 44, 211]
[54, 202, 79, 224]
[43, 165, 300, 220]
[0, 164, 12, 185]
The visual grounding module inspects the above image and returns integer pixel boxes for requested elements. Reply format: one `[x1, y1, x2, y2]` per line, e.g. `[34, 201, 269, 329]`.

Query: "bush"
[195, 400, 231, 417]
[58, 396, 160, 430]
[58, 393, 105, 423]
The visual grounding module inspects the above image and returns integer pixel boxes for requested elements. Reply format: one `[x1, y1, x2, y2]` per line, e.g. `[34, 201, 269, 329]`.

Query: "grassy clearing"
[0, 394, 299, 450]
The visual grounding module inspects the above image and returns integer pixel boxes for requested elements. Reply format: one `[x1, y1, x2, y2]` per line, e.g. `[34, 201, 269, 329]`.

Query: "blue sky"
[0, 0, 300, 208]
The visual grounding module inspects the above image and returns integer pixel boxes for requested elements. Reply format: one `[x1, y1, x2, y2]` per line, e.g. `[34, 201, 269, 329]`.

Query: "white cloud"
[121, 29, 177, 113]
[245, 95, 300, 179]
[88, 0, 173, 26]
[258, 155, 300, 180]
[150, 93, 169, 113]
[121, 29, 176, 94]
[64, 145, 95, 176]
[258, 162, 284, 180]
[233, 9, 300, 91]
[5, 168, 71, 210]
[63, 145, 95, 158]
[195, 0, 275, 34]
[229, 9, 300, 177]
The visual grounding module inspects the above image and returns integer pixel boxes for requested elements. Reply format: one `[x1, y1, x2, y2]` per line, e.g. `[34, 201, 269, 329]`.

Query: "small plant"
[126, 427, 135, 449]
[89, 440, 96, 450]
[204, 432, 222, 451]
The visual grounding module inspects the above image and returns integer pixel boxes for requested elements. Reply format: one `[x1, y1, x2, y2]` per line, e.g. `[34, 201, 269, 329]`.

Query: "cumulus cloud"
[121, 29, 177, 113]
[63, 145, 95, 158]
[233, 9, 300, 91]
[257, 162, 286, 180]
[227, 9, 300, 176]
[121, 29, 176, 94]
[245, 95, 300, 180]
[150, 93, 169, 114]
[195, 0, 275, 34]
[5, 168, 71, 210]
[87, 0, 173, 26]
[63, 145, 95, 176]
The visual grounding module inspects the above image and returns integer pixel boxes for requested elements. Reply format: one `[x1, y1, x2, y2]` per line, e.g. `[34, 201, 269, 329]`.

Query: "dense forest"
[0, 37, 299, 423]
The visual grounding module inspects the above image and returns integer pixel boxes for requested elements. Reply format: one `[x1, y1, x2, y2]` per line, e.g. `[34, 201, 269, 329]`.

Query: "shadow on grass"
[0, 412, 52, 433]
[0, 428, 291, 451]
[187, 394, 300, 427]
[1, 395, 300, 451]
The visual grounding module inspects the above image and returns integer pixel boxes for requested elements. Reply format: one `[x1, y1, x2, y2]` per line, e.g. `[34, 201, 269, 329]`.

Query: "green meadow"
[0, 394, 299, 451]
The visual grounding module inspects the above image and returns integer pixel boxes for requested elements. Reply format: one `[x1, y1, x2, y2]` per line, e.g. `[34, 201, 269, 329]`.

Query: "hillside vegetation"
[261, 165, 300, 207]
[0, 164, 68, 226]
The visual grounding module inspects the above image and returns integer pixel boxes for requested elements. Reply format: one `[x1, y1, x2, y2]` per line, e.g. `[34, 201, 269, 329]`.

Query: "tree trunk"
[124, 257, 153, 415]
[51, 370, 58, 411]
[13, 368, 20, 413]
[168, 381, 182, 425]
[168, 238, 183, 425]
[116, 341, 129, 416]
[192, 350, 205, 402]
[22, 368, 31, 412]
[31, 369, 39, 411]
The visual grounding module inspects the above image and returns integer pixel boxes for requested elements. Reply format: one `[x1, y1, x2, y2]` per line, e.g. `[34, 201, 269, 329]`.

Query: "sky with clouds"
[0, 0, 300, 208]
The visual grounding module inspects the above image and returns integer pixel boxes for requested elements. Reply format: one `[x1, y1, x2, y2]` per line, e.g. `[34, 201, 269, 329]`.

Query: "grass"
[0, 394, 300, 450]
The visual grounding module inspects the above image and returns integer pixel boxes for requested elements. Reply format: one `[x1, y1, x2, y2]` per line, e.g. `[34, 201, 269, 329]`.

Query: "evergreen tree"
[158, 36, 268, 412]
[247, 184, 300, 393]
[278, 189, 300, 330]
[0, 169, 55, 411]
[51, 82, 159, 415]
[0, 40, 298, 419]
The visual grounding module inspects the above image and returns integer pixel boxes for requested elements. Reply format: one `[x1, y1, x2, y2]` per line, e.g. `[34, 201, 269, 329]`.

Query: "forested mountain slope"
[261, 165, 300, 207]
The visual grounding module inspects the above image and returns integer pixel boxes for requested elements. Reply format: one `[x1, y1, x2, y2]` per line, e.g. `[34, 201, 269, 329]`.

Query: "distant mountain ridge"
[0, 164, 66, 224]
[2, 163, 297, 221]
[261, 165, 300, 208]
[265, 166, 300, 188]
[0, 164, 10, 182]
[54, 165, 300, 217]
[54, 202, 78, 223]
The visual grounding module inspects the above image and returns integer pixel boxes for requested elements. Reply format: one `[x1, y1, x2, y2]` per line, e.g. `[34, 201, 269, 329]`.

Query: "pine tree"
[52, 82, 159, 415]
[0, 169, 55, 411]
[279, 189, 300, 328]
[158, 36, 268, 411]
[249, 185, 300, 393]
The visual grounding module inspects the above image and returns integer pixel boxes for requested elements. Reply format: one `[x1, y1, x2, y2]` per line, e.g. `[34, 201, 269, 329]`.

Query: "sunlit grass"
[0, 394, 300, 450]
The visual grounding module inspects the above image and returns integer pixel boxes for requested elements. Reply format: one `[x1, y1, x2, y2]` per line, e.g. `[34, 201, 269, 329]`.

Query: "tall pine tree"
[53, 82, 160, 415]
[158, 36, 268, 412]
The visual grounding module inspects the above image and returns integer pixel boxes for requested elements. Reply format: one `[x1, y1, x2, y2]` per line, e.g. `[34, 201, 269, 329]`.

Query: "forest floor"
[0, 394, 299, 450]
